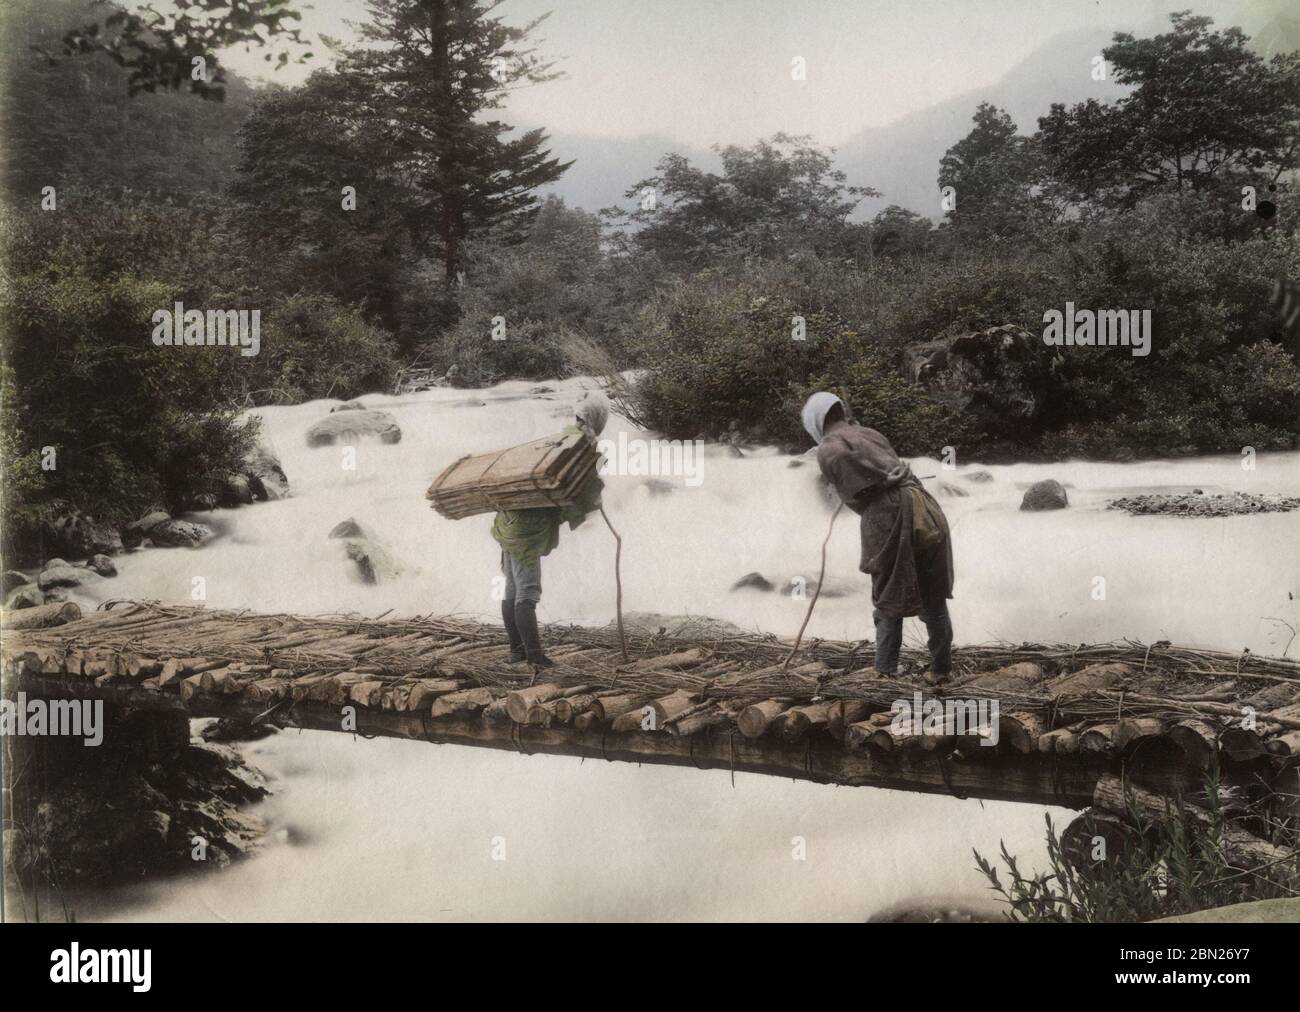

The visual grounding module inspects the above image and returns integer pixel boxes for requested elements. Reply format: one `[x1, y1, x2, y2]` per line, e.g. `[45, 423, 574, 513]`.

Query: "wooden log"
[4, 646, 66, 676]
[826, 699, 874, 739]
[737, 698, 794, 739]
[781, 702, 833, 743]
[651, 689, 699, 726]
[429, 687, 497, 719]
[1267, 729, 1300, 757]
[507, 683, 565, 723]
[573, 711, 601, 733]
[404, 678, 462, 711]
[552, 693, 596, 723]
[1080, 723, 1116, 753]
[524, 702, 558, 728]
[1219, 727, 1268, 761]
[963, 662, 1044, 692]
[1037, 727, 1080, 755]
[1092, 774, 1290, 871]
[290, 672, 333, 701]
[669, 707, 732, 737]
[350, 680, 386, 708]
[482, 696, 512, 723]
[999, 710, 1049, 754]
[623, 647, 707, 672]
[1113, 717, 1167, 752]
[1168, 719, 1218, 769]
[590, 692, 655, 723]
[159, 657, 227, 688]
[1060, 808, 1137, 870]
[612, 704, 657, 732]
[1, 602, 82, 629]
[1043, 662, 1133, 699]
[870, 720, 925, 753]
[246, 678, 289, 704]
[845, 712, 895, 749]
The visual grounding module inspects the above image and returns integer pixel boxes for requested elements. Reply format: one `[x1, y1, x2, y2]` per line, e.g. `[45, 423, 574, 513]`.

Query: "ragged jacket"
[816, 424, 954, 618]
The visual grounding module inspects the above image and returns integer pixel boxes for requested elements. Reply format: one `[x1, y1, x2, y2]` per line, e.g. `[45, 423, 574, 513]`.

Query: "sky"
[219, 0, 1279, 147]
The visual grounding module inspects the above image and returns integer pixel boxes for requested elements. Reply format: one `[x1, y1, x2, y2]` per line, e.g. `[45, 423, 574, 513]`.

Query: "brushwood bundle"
[426, 431, 601, 519]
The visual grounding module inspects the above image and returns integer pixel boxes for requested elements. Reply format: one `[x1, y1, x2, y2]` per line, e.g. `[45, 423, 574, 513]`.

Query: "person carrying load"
[800, 391, 955, 683]
[493, 393, 609, 668]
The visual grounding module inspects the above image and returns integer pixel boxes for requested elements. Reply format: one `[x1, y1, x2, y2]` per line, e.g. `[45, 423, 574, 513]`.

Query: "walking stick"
[599, 504, 628, 661]
[782, 502, 844, 670]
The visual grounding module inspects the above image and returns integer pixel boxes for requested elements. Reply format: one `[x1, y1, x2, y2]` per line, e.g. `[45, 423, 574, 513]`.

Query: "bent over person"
[492, 393, 609, 668]
[801, 392, 955, 682]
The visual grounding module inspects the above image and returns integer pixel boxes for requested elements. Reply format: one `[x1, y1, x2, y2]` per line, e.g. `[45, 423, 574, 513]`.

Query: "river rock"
[936, 481, 970, 498]
[43, 512, 123, 557]
[328, 517, 397, 584]
[86, 554, 117, 577]
[964, 470, 994, 483]
[2, 570, 30, 595]
[330, 400, 367, 412]
[37, 561, 95, 590]
[218, 471, 255, 507]
[148, 519, 213, 548]
[731, 571, 775, 592]
[1020, 479, 1069, 511]
[1107, 492, 1300, 517]
[244, 444, 290, 500]
[121, 510, 171, 548]
[4, 586, 44, 609]
[306, 409, 402, 447]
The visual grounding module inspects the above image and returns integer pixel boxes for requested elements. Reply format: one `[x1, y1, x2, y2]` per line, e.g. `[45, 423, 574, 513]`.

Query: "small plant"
[975, 771, 1299, 922]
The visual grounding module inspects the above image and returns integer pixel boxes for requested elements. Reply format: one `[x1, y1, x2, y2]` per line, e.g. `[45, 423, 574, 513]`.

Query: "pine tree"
[337, 0, 572, 281]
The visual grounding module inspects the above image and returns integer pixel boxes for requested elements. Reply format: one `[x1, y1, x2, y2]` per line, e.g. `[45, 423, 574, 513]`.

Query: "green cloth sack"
[908, 487, 948, 552]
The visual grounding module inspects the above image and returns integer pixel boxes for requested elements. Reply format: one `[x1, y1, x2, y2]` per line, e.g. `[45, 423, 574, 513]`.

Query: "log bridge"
[4, 602, 1300, 824]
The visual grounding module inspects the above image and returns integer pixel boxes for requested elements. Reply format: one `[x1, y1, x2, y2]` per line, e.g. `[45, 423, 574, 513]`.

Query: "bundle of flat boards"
[427, 431, 601, 519]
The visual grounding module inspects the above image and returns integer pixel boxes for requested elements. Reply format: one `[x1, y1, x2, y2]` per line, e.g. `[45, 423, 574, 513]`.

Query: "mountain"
[534, 10, 1296, 222]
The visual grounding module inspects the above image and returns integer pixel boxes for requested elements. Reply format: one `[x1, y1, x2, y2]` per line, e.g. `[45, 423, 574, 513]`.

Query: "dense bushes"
[628, 204, 1300, 459]
[0, 191, 403, 542]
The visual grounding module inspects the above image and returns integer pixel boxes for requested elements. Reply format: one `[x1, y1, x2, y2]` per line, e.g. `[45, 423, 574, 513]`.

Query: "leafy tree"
[232, 73, 411, 328]
[938, 103, 1056, 241]
[1038, 12, 1300, 207]
[43, 0, 312, 99]
[869, 205, 933, 260]
[609, 134, 878, 270]
[330, 0, 572, 282]
[2, 0, 255, 202]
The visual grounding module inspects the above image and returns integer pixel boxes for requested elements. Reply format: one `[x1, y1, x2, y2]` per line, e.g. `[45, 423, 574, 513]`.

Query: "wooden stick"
[782, 503, 844, 670]
[599, 504, 628, 662]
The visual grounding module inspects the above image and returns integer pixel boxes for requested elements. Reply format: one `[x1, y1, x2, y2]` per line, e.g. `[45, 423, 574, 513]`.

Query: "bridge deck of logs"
[4, 602, 1300, 823]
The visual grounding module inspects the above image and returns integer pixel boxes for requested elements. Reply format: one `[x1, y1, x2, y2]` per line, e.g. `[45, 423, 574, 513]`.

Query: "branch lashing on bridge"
[4, 601, 1300, 809]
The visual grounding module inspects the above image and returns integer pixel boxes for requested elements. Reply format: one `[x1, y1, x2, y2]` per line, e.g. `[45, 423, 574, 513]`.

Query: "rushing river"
[59, 378, 1300, 921]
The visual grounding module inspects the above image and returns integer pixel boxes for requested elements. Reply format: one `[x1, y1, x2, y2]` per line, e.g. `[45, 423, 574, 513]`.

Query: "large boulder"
[121, 510, 171, 548]
[244, 444, 290, 500]
[43, 513, 123, 557]
[4, 585, 44, 609]
[1020, 479, 1069, 511]
[148, 519, 213, 548]
[86, 554, 117, 577]
[2, 570, 31, 595]
[306, 410, 401, 447]
[37, 560, 98, 590]
[217, 472, 255, 507]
